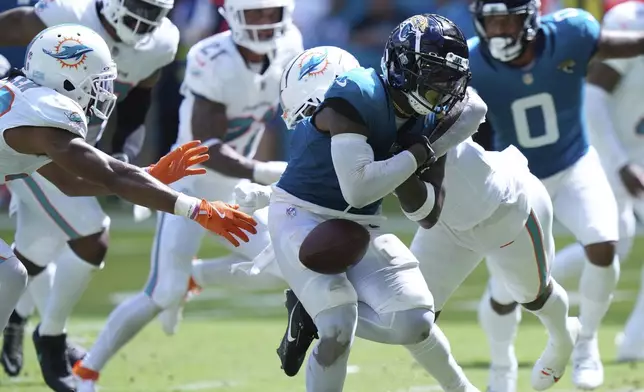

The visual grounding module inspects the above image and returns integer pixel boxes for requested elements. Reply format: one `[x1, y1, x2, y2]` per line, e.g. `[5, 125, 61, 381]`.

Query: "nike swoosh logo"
[211, 205, 226, 219]
[335, 78, 347, 87]
[286, 302, 299, 342]
[2, 353, 17, 374]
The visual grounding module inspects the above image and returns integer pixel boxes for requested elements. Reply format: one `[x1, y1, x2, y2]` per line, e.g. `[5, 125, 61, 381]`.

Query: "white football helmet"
[101, 0, 173, 46]
[24, 24, 117, 121]
[220, 0, 294, 54]
[279, 46, 360, 129]
[603, 1, 644, 31]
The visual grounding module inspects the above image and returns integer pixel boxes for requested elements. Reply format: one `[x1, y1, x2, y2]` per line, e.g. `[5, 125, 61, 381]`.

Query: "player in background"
[0, 23, 256, 391]
[0, 0, 181, 384]
[271, 15, 485, 392]
[72, 0, 302, 390]
[468, 0, 644, 389]
[583, 0, 644, 363]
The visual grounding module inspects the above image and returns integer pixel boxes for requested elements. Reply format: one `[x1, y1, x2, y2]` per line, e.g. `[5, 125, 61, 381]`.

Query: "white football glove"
[233, 182, 272, 214]
[252, 161, 287, 185]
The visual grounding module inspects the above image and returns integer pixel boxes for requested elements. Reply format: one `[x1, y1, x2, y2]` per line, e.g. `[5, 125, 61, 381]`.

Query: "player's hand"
[392, 133, 436, 175]
[193, 200, 258, 247]
[233, 182, 272, 214]
[147, 141, 209, 184]
[619, 163, 644, 197]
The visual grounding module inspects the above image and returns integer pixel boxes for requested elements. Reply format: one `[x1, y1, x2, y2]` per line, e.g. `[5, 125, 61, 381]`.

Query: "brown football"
[299, 219, 370, 275]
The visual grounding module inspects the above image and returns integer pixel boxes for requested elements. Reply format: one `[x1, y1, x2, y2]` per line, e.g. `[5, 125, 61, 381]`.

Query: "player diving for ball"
[268, 14, 488, 392]
[467, 0, 644, 389]
[0, 0, 180, 384]
[275, 14, 580, 392]
[72, 0, 302, 390]
[0, 23, 256, 391]
[583, 0, 644, 363]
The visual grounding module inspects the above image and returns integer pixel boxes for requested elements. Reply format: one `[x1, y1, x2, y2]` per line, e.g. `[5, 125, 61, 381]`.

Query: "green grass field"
[0, 225, 643, 392]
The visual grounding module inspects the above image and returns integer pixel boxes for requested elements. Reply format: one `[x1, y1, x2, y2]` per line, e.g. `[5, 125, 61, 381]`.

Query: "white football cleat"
[486, 364, 518, 392]
[531, 317, 580, 391]
[73, 363, 98, 392]
[572, 333, 604, 390]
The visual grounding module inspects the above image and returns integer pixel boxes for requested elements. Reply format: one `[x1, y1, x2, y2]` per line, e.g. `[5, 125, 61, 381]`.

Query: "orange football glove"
[147, 141, 209, 184]
[193, 200, 258, 247]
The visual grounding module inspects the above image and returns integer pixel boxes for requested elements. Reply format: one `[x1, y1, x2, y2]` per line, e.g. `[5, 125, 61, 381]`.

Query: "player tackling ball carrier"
[275, 13, 580, 392]
[0, 23, 256, 391]
[467, 0, 644, 389]
[0, 0, 181, 386]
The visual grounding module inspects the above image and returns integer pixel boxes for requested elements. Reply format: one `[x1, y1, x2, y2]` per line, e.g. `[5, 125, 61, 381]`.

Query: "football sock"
[0, 257, 28, 330]
[579, 256, 620, 338]
[621, 266, 644, 344]
[529, 280, 572, 344]
[15, 291, 35, 319]
[40, 247, 99, 336]
[405, 325, 474, 392]
[478, 288, 521, 368]
[23, 262, 54, 318]
[82, 292, 160, 372]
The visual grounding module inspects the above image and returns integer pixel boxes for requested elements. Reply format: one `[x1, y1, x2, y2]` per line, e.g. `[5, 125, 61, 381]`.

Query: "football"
[299, 218, 371, 275]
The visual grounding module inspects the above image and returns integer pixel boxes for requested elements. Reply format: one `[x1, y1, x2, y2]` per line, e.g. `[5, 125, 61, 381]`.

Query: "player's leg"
[410, 224, 483, 392]
[159, 206, 285, 335]
[617, 197, 644, 361]
[0, 241, 28, 375]
[485, 179, 578, 391]
[546, 148, 619, 389]
[74, 210, 206, 389]
[8, 173, 109, 390]
[269, 202, 359, 392]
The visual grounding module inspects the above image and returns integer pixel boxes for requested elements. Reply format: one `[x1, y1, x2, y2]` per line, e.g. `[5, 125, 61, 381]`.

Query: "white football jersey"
[177, 27, 303, 158]
[34, 0, 179, 143]
[601, 1, 644, 159]
[0, 75, 88, 183]
[441, 138, 530, 231]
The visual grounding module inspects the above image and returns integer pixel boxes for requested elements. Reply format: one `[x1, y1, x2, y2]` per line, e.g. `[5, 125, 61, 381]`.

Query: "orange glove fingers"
[227, 225, 250, 244]
[184, 168, 207, 176]
[186, 153, 209, 166]
[222, 231, 241, 247]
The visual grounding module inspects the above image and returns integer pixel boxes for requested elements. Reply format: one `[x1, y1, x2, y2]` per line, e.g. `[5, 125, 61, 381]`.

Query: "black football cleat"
[33, 325, 76, 392]
[66, 340, 87, 365]
[1, 310, 27, 376]
[277, 289, 318, 377]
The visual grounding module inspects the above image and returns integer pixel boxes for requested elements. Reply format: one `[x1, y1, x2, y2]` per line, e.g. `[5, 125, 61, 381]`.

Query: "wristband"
[174, 193, 201, 220]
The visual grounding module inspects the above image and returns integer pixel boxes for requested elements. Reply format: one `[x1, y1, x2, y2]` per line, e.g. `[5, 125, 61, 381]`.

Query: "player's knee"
[0, 257, 28, 292]
[149, 276, 190, 309]
[68, 229, 109, 267]
[390, 308, 434, 345]
[313, 304, 358, 367]
[521, 280, 553, 312]
[14, 248, 47, 277]
[489, 296, 519, 315]
[584, 241, 617, 267]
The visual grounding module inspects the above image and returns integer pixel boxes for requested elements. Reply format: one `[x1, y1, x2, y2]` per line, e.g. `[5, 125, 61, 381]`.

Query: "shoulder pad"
[30, 89, 88, 138]
[34, 0, 87, 26]
[150, 18, 180, 68]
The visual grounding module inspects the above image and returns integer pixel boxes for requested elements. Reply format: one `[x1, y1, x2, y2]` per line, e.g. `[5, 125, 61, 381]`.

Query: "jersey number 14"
[511, 93, 560, 148]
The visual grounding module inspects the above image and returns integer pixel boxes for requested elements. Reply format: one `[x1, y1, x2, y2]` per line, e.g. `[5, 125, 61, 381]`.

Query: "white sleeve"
[603, 57, 635, 76]
[182, 44, 225, 103]
[331, 133, 418, 209]
[34, 0, 81, 27]
[584, 83, 628, 173]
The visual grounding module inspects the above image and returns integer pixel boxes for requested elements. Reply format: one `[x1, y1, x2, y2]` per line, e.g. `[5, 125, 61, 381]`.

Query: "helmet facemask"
[103, 0, 171, 46]
[472, 1, 540, 62]
[399, 50, 471, 116]
[74, 65, 117, 121]
[222, 4, 291, 54]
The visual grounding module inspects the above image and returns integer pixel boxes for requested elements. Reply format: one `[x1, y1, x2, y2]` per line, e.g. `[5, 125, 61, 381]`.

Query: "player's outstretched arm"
[315, 103, 431, 209]
[0, 7, 46, 47]
[594, 30, 644, 60]
[190, 95, 285, 185]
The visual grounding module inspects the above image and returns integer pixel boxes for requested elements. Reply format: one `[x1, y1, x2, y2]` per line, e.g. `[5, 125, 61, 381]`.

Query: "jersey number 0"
[511, 92, 560, 148]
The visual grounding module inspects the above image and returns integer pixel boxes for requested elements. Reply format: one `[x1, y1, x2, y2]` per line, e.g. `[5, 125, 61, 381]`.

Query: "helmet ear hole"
[63, 80, 75, 91]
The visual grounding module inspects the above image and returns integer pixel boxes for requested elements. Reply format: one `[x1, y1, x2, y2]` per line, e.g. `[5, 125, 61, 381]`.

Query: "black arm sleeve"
[113, 87, 152, 155]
